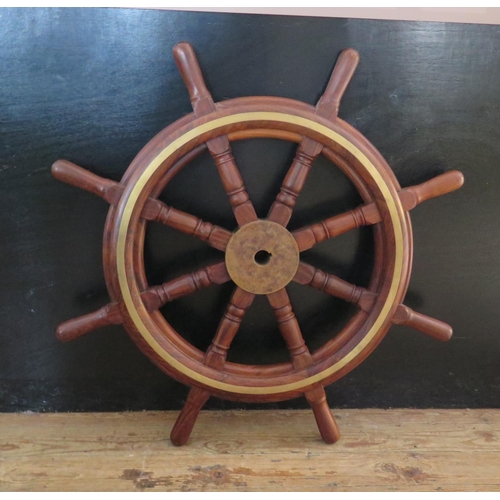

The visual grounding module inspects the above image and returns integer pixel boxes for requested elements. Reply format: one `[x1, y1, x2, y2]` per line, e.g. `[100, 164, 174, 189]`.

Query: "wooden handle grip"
[170, 386, 210, 446]
[173, 42, 211, 104]
[310, 401, 341, 444]
[317, 48, 359, 116]
[402, 170, 464, 210]
[394, 304, 453, 342]
[56, 303, 121, 342]
[305, 386, 340, 444]
[52, 160, 115, 200]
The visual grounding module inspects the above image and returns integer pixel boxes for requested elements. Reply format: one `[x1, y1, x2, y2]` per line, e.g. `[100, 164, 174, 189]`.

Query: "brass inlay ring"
[116, 111, 405, 395]
[225, 220, 300, 295]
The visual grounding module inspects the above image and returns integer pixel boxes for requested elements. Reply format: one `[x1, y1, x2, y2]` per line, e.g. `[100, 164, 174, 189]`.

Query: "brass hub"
[225, 220, 300, 295]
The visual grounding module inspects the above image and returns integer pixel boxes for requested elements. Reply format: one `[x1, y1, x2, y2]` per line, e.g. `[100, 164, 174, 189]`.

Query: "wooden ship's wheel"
[52, 43, 464, 445]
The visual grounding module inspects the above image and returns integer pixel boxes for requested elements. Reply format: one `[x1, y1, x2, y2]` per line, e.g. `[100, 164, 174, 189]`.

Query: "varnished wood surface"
[1, 409, 499, 492]
[51, 40, 461, 446]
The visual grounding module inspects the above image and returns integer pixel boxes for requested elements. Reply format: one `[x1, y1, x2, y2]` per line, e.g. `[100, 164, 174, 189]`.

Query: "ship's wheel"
[52, 43, 464, 445]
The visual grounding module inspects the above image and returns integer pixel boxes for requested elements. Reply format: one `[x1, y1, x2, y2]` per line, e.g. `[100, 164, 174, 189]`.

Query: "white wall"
[159, 8, 500, 26]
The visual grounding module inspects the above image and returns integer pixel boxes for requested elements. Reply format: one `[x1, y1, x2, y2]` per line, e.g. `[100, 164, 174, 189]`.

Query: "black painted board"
[0, 7, 499, 411]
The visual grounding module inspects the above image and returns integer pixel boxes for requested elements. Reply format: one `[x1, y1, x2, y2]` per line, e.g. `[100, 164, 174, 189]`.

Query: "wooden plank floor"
[1, 409, 499, 491]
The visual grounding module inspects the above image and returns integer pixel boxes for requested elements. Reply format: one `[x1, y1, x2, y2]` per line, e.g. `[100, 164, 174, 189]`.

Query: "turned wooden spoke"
[51, 160, 231, 252]
[293, 261, 375, 311]
[295, 262, 452, 342]
[170, 287, 254, 446]
[56, 262, 230, 342]
[142, 261, 231, 310]
[204, 287, 255, 369]
[173, 43, 257, 226]
[267, 288, 340, 443]
[208, 140, 258, 227]
[293, 170, 465, 252]
[267, 49, 360, 227]
[141, 200, 231, 252]
[267, 288, 312, 369]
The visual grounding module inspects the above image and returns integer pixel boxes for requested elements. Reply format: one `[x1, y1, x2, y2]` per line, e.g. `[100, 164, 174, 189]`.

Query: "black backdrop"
[1, 8, 499, 412]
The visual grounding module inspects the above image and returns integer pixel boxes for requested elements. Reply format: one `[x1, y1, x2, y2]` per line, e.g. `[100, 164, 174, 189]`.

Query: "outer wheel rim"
[105, 104, 411, 399]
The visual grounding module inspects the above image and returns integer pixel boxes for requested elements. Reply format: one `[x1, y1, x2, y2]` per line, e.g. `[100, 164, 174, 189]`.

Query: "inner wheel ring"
[106, 105, 411, 401]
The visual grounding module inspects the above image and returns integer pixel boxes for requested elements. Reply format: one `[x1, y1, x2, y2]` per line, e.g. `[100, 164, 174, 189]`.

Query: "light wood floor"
[1, 409, 499, 491]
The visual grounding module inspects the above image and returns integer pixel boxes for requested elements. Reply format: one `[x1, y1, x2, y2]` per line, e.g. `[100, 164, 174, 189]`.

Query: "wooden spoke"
[170, 287, 254, 446]
[293, 202, 380, 253]
[55, 303, 123, 343]
[206, 137, 258, 226]
[51, 160, 231, 252]
[293, 170, 465, 252]
[141, 201, 232, 252]
[56, 262, 230, 342]
[267, 288, 311, 369]
[51, 159, 122, 203]
[392, 304, 453, 342]
[267, 288, 340, 443]
[293, 262, 375, 312]
[267, 49, 360, 227]
[169, 387, 211, 447]
[173, 42, 258, 226]
[303, 385, 341, 444]
[204, 287, 255, 369]
[142, 261, 231, 310]
[295, 262, 452, 342]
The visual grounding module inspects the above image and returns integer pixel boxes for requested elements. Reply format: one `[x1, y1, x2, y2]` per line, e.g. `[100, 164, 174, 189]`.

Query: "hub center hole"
[254, 250, 272, 266]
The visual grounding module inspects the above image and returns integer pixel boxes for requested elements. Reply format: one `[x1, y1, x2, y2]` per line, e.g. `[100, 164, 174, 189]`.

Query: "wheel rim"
[105, 104, 411, 400]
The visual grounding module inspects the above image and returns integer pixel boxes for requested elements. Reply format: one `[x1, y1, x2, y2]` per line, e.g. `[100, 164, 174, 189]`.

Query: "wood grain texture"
[1, 409, 499, 491]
